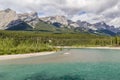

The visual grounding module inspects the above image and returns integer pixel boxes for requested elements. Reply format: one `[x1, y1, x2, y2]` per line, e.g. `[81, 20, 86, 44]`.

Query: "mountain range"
[0, 8, 120, 36]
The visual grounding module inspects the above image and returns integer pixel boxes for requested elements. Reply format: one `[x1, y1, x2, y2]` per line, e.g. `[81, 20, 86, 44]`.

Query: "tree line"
[0, 30, 120, 47]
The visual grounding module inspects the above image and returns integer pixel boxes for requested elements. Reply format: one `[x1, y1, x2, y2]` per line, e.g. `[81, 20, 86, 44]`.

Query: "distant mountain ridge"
[0, 8, 120, 36]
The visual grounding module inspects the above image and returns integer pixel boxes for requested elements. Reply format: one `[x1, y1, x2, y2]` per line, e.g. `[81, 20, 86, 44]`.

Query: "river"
[0, 48, 120, 80]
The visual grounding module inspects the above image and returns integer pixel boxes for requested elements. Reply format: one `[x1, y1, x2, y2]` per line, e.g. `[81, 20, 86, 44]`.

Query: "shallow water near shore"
[0, 48, 120, 80]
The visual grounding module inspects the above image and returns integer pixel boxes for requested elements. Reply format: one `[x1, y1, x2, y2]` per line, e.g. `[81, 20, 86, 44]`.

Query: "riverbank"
[1, 46, 120, 61]
[85, 47, 120, 49]
[57, 46, 120, 50]
[0, 51, 55, 60]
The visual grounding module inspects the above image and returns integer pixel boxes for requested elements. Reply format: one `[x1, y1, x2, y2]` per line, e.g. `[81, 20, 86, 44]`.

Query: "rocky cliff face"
[0, 8, 18, 29]
[18, 12, 39, 28]
[40, 16, 69, 27]
[0, 9, 39, 29]
[40, 16, 81, 28]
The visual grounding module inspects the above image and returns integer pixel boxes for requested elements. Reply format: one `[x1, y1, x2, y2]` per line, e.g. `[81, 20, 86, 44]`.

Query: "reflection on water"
[0, 49, 120, 80]
[24, 73, 84, 80]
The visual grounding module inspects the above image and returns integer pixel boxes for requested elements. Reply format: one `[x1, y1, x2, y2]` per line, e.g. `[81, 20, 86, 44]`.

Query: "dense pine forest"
[0, 30, 120, 55]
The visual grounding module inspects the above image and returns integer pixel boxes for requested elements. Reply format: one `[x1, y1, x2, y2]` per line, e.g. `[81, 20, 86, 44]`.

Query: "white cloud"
[0, 0, 120, 27]
[108, 17, 120, 28]
[71, 13, 106, 23]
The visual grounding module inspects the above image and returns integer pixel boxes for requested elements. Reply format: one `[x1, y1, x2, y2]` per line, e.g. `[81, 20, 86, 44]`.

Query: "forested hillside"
[0, 30, 120, 55]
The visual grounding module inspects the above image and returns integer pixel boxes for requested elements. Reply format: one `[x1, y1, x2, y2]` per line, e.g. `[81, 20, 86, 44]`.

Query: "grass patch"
[0, 38, 57, 55]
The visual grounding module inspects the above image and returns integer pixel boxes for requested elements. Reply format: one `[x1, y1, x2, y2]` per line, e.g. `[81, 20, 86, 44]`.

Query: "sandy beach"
[0, 51, 55, 60]
[0, 47, 120, 61]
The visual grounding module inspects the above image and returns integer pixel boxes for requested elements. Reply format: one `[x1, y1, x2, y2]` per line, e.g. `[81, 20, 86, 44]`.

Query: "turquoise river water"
[0, 48, 120, 80]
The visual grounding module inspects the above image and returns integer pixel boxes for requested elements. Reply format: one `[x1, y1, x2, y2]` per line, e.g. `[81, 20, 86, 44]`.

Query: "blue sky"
[0, 0, 120, 27]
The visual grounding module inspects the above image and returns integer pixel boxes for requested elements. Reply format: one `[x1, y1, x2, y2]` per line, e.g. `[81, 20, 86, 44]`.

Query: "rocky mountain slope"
[0, 8, 18, 29]
[0, 8, 40, 30]
[0, 8, 120, 35]
[40, 15, 120, 35]
[40, 16, 68, 27]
